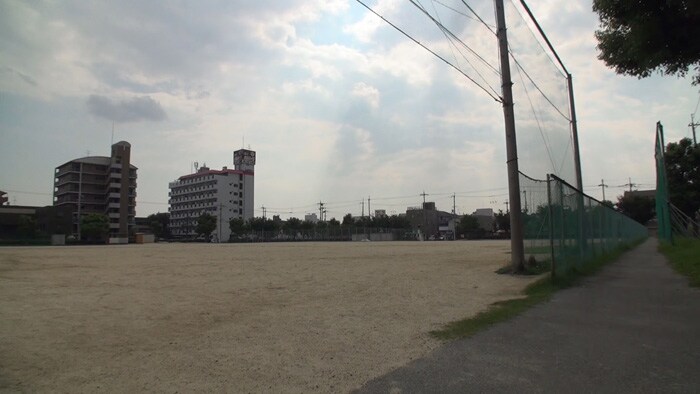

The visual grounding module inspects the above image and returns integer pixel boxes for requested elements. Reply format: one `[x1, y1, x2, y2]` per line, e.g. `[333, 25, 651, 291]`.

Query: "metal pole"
[495, 0, 525, 271]
[567, 75, 583, 192]
[77, 162, 83, 239]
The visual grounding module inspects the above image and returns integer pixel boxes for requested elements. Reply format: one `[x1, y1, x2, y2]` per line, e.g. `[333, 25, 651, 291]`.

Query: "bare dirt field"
[0, 240, 537, 392]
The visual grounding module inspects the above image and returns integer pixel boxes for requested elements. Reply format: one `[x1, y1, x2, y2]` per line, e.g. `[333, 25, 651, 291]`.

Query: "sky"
[1, 0, 698, 219]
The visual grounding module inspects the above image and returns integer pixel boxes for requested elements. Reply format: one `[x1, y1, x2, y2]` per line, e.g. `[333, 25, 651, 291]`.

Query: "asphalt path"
[356, 238, 700, 393]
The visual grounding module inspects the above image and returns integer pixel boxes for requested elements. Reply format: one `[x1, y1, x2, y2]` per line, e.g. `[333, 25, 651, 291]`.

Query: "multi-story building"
[168, 149, 255, 241]
[53, 141, 137, 242]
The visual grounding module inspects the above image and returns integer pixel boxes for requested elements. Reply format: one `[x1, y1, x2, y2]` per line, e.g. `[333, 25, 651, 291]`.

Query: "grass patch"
[430, 240, 644, 341]
[659, 237, 700, 287]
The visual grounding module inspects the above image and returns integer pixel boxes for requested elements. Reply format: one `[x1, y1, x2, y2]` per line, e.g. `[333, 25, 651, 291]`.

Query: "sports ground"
[0, 241, 537, 392]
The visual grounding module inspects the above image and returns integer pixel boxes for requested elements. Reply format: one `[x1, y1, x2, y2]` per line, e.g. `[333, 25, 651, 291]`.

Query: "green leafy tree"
[341, 213, 355, 227]
[195, 213, 217, 241]
[328, 218, 340, 227]
[457, 215, 484, 239]
[593, 0, 700, 85]
[665, 137, 700, 217]
[229, 217, 246, 237]
[81, 214, 109, 241]
[146, 212, 171, 239]
[616, 195, 656, 225]
[285, 217, 302, 232]
[495, 210, 510, 232]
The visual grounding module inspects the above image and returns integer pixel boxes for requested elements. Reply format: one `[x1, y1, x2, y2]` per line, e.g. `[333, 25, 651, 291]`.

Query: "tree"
[195, 213, 217, 241]
[593, 0, 700, 85]
[146, 212, 170, 239]
[229, 217, 246, 237]
[328, 218, 340, 227]
[495, 210, 510, 232]
[81, 214, 109, 242]
[616, 194, 655, 225]
[342, 213, 355, 227]
[457, 215, 484, 239]
[285, 217, 302, 232]
[665, 137, 700, 217]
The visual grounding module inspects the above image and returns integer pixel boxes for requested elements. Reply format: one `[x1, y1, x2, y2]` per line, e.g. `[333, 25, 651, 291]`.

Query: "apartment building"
[168, 149, 255, 241]
[53, 141, 137, 242]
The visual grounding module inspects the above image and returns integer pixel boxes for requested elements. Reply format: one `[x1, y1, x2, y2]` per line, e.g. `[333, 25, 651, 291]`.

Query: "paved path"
[357, 238, 700, 393]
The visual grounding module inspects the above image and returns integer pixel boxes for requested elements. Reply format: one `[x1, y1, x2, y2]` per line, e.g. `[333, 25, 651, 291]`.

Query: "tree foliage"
[616, 195, 655, 225]
[229, 217, 247, 237]
[495, 210, 510, 232]
[146, 212, 170, 239]
[665, 137, 700, 217]
[195, 213, 217, 240]
[81, 214, 109, 241]
[457, 215, 485, 239]
[593, 0, 700, 85]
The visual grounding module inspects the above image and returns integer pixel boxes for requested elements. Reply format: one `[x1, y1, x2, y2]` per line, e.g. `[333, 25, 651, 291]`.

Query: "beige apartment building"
[53, 141, 137, 242]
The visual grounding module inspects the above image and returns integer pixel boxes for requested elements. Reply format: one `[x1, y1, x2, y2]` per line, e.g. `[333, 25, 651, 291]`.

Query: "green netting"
[655, 122, 673, 243]
[548, 175, 648, 278]
[520, 173, 648, 278]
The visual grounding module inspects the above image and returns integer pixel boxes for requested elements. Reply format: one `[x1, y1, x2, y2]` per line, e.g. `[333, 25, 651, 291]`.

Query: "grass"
[659, 237, 700, 287]
[429, 240, 644, 341]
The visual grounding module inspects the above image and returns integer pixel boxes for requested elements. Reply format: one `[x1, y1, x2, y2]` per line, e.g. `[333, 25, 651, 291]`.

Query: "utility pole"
[495, 0, 525, 271]
[522, 190, 528, 213]
[598, 179, 608, 202]
[420, 191, 428, 206]
[690, 114, 698, 146]
[452, 193, 456, 215]
[262, 206, 266, 220]
[318, 201, 324, 222]
[368, 196, 371, 218]
[621, 177, 636, 192]
[361, 200, 364, 217]
[504, 200, 509, 214]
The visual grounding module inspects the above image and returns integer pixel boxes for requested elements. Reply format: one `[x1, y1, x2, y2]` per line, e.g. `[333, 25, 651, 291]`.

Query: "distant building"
[168, 149, 255, 241]
[374, 209, 387, 218]
[304, 213, 318, 223]
[0, 190, 7, 206]
[472, 208, 495, 232]
[53, 141, 137, 242]
[405, 202, 458, 239]
[0, 205, 72, 239]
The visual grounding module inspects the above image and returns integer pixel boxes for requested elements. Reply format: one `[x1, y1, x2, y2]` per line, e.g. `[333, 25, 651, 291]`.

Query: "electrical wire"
[353, 0, 502, 103]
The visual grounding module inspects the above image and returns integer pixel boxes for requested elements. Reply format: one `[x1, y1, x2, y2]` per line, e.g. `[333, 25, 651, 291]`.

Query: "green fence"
[520, 172, 648, 278]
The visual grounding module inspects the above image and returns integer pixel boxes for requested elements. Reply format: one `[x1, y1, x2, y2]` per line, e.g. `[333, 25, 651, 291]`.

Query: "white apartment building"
[168, 149, 255, 241]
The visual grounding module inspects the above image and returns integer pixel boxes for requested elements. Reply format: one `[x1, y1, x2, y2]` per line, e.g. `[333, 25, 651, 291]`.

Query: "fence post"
[547, 174, 556, 278]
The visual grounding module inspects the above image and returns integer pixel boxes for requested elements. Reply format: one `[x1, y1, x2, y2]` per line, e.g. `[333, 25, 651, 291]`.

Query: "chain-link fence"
[547, 174, 648, 278]
[520, 172, 648, 278]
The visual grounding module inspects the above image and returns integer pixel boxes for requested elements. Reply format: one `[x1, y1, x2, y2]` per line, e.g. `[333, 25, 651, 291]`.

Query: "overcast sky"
[1, 0, 698, 219]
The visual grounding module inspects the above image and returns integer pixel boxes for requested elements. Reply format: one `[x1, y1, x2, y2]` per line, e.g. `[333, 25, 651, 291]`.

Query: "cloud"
[86, 95, 167, 123]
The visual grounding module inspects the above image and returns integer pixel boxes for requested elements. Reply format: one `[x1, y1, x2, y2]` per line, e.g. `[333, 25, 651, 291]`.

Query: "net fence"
[521, 172, 648, 278]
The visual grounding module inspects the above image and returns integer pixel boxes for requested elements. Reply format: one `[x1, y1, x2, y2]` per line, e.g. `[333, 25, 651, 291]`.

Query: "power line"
[459, 0, 496, 35]
[410, 0, 502, 98]
[353, 0, 502, 102]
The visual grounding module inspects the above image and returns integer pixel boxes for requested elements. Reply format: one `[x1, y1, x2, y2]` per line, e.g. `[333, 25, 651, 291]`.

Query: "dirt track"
[0, 241, 536, 392]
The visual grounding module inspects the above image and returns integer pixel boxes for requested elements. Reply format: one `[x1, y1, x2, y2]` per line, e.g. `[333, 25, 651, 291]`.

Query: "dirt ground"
[0, 241, 537, 392]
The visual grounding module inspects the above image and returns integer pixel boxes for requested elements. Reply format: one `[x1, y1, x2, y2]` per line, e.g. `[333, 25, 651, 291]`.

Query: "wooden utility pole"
[598, 179, 608, 202]
[495, 0, 525, 271]
[690, 114, 698, 146]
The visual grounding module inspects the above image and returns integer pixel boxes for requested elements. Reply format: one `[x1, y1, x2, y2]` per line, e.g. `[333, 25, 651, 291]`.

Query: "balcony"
[108, 212, 120, 218]
[109, 182, 121, 189]
[110, 173, 122, 179]
[108, 202, 120, 209]
[109, 192, 120, 199]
